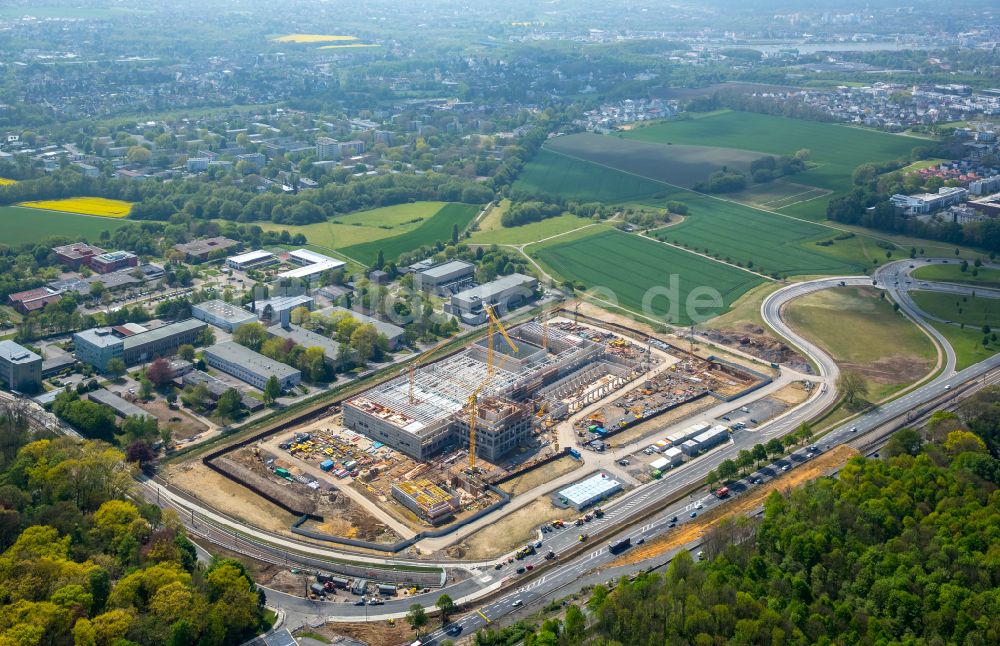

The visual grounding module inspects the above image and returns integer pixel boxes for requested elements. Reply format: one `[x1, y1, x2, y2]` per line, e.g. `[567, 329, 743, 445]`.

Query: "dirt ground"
[164, 461, 299, 534]
[606, 397, 717, 448]
[769, 382, 810, 406]
[450, 497, 567, 560]
[843, 355, 932, 385]
[298, 619, 420, 646]
[703, 323, 810, 371]
[501, 457, 582, 496]
[607, 444, 859, 567]
[144, 399, 209, 440]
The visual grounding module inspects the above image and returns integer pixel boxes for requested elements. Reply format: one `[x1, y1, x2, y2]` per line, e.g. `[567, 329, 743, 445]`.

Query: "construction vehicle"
[578, 533, 589, 542]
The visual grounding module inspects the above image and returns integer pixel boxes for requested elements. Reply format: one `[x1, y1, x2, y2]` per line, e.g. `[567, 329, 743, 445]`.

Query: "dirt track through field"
[607, 444, 858, 567]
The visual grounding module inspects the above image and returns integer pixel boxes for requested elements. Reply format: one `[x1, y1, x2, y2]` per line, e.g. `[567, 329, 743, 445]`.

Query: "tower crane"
[468, 304, 518, 472]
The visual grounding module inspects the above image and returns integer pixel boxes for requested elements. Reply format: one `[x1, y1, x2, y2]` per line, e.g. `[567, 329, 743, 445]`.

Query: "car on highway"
[690, 511, 697, 518]
[447, 625, 463, 636]
[753, 478, 762, 484]
[696, 503, 703, 509]
[513, 599, 523, 607]
[618, 458, 630, 466]
[670, 516, 678, 522]
[945, 384, 952, 390]
[781, 464, 790, 471]
[850, 426, 858, 433]
[578, 534, 589, 542]
[516, 566, 525, 574]
[354, 599, 365, 606]
[526, 564, 534, 571]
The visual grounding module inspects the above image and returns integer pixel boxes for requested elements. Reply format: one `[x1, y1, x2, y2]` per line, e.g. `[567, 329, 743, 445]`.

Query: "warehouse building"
[192, 299, 257, 332]
[446, 273, 538, 324]
[0, 340, 42, 393]
[203, 341, 301, 390]
[557, 473, 622, 511]
[314, 306, 405, 349]
[412, 260, 476, 295]
[391, 480, 461, 525]
[226, 250, 277, 271]
[680, 425, 730, 456]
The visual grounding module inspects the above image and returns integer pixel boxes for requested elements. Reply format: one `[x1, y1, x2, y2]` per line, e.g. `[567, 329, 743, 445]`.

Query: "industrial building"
[411, 260, 476, 295]
[226, 250, 277, 270]
[557, 473, 622, 511]
[192, 299, 258, 332]
[314, 306, 405, 349]
[680, 425, 730, 456]
[266, 322, 342, 365]
[203, 341, 301, 390]
[88, 389, 153, 420]
[343, 321, 609, 461]
[74, 319, 207, 371]
[446, 273, 539, 324]
[277, 249, 346, 281]
[391, 480, 461, 524]
[890, 186, 968, 214]
[89, 251, 138, 274]
[0, 340, 42, 392]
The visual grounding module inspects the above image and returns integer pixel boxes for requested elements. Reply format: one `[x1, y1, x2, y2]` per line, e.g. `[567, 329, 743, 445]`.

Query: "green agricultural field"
[470, 213, 595, 245]
[259, 201, 446, 249]
[652, 196, 862, 277]
[0, 205, 131, 246]
[784, 286, 936, 401]
[341, 203, 480, 265]
[513, 149, 677, 205]
[544, 133, 766, 190]
[624, 110, 917, 194]
[910, 291, 1000, 329]
[911, 264, 1000, 288]
[532, 229, 764, 325]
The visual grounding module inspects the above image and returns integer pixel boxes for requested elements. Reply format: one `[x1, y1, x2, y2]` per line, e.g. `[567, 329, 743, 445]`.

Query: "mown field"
[911, 264, 1000, 287]
[652, 195, 863, 277]
[341, 202, 480, 265]
[259, 201, 448, 251]
[0, 205, 131, 245]
[532, 229, 765, 324]
[471, 212, 595, 245]
[624, 110, 917, 194]
[512, 149, 676, 205]
[18, 196, 133, 218]
[910, 291, 1000, 329]
[544, 133, 766, 189]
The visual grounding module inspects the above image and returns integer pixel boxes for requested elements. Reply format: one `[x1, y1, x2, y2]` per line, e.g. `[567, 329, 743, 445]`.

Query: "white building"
[226, 250, 277, 271]
[890, 186, 968, 215]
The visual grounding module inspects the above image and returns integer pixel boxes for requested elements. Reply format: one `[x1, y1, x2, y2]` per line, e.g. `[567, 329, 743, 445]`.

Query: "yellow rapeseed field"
[18, 197, 133, 218]
[0, 178, 17, 186]
[272, 34, 358, 43]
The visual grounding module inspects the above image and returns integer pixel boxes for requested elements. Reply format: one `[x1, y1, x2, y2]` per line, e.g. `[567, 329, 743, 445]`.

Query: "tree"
[944, 430, 988, 455]
[197, 326, 215, 347]
[886, 428, 923, 457]
[145, 357, 175, 387]
[263, 376, 282, 404]
[406, 603, 427, 635]
[139, 377, 153, 400]
[752, 443, 768, 466]
[435, 594, 456, 622]
[182, 383, 210, 412]
[216, 388, 241, 422]
[451, 222, 460, 244]
[375, 249, 385, 270]
[705, 469, 718, 489]
[125, 441, 155, 465]
[177, 344, 195, 362]
[765, 438, 784, 458]
[837, 370, 868, 406]
[796, 421, 813, 445]
[717, 459, 738, 481]
[233, 322, 267, 352]
[105, 358, 126, 380]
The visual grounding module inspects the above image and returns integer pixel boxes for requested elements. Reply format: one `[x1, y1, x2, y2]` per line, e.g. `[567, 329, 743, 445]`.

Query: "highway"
[33, 259, 999, 635]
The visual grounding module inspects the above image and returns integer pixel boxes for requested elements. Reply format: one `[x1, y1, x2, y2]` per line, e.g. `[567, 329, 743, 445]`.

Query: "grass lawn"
[929, 321, 1000, 371]
[532, 228, 765, 325]
[784, 286, 937, 400]
[513, 148, 678, 204]
[651, 195, 862, 277]
[259, 201, 447, 250]
[341, 202, 480, 265]
[470, 213, 595, 245]
[704, 281, 786, 330]
[624, 110, 917, 195]
[911, 264, 1000, 288]
[0, 205, 131, 245]
[910, 291, 1000, 329]
[18, 196, 132, 217]
[545, 132, 767, 189]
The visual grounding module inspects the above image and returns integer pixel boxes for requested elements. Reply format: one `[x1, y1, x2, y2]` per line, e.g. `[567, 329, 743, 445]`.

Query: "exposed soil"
[297, 619, 419, 646]
[842, 355, 932, 385]
[703, 323, 810, 372]
[769, 382, 810, 406]
[607, 444, 859, 567]
[144, 398, 209, 440]
[500, 457, 582, 497]
[449, 497, 567, 560]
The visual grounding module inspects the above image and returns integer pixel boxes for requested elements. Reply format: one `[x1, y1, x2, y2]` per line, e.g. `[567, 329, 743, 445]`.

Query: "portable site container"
[320, 459, 335, 472]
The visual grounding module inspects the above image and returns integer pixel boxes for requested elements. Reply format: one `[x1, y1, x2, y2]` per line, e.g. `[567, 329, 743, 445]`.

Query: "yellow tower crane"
[468, 304, 518, 472]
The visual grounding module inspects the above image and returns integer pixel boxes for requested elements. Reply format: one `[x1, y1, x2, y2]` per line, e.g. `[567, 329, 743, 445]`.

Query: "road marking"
[477, 610, 491, 623]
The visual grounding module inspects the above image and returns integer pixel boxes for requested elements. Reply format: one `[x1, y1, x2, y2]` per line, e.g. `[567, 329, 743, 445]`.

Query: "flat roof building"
[53, 242, 105, 269]
[391, 480, 460, 525]
[277, 249, 345, 281]
[174, 236, 239, 261]
[557, 473, 622, 510]
[226, 250, 277, 271]
[266, 323, 342, 365]
[89, 251, 138, 274]
[314, 306, 405, 349]
[88, 389, 153, 420]
[446, 273, 538, 325]
[203, 341, 301, 390]
[75, 319, 206, 371]
[73, 328, 125, 372]
[0, 340, 42, 393]
[412, 260, 475, 295]
[254, 295, 313, 325]
[192, 299, 258, 332]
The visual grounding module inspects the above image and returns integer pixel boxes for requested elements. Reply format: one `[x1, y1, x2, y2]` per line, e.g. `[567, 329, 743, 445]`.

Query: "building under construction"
[343, 321, 632, 462]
